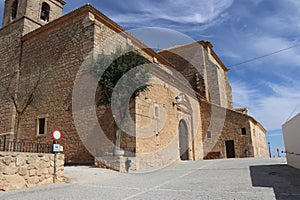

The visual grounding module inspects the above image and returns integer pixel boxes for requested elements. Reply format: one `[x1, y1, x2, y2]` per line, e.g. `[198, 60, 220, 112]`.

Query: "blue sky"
[1, 0, 299, 157]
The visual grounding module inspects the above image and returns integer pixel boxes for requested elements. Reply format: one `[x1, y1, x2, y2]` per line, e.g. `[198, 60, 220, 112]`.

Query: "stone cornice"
[51, 0, 66, 6]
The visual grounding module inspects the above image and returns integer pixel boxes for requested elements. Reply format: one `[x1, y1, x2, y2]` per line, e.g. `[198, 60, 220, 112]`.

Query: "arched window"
[40, 2, 50, 22]
[11, 0, 18, 20]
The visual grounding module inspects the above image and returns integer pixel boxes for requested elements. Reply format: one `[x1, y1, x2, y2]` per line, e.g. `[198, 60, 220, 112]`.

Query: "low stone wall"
[95, 150, 180, 173]
[95, 156, 136, 173]
[0, 152, 64, 191]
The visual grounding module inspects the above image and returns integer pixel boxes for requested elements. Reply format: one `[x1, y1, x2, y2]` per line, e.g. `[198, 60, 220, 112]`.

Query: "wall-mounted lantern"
[173, 96, 181, 106]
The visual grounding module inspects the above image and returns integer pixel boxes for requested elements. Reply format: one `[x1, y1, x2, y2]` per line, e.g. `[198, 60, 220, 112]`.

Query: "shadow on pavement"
[250, 164, 300, 200]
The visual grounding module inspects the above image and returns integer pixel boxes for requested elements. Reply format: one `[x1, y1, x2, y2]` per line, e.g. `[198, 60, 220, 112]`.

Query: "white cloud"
[110, 0, 233, 26]
[231, 80, 300, 131]
[231, 81, 259, 108]
[267, 133, 283, 137]
[223, 34, 300, 71]
[249, 0, 264, 6]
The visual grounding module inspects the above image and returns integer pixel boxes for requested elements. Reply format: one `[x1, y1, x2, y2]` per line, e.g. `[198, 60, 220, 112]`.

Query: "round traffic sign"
[52, 130, 62, 141]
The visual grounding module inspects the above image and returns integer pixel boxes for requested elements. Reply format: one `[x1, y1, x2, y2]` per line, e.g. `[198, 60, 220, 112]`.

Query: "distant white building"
[282, 113, 300, 170]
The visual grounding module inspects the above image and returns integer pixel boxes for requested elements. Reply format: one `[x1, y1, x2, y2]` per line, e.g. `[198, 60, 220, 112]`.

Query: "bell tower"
[0, 0, 65, 135]
[2, 0, 66, 34]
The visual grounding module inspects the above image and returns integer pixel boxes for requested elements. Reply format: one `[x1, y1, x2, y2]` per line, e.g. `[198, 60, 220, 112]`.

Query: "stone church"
[0, 0, 268, 171]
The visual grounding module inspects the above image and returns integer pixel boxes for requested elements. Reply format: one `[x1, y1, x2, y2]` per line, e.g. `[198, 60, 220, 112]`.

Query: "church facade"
[0, 0, 268, 172]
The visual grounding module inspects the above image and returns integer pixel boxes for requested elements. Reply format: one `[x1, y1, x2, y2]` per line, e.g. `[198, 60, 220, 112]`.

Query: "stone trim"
[49, 0, 66, 7]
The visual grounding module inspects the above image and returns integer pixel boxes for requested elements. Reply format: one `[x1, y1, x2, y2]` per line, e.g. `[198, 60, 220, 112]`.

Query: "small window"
[207, 131, 212, 138]
[38, 118, 46, 135]
[40, 2, 50, 22]
[11, 0, 18, 20]
[154, 105, 159, 118]
[241, 128, 246, 135]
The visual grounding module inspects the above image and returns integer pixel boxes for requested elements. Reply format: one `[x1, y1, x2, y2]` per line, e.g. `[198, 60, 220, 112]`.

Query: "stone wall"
[158, 44, 207, 98]
[0, 152, 64, 191]
[133, 69, 202, 170]
[16, 9, 96, 164]
[206, 46, 232, 109]
[0, 20, 24, 135]
[158, 41, 233, 110]
[201, 100, 268, 159]
[249, 120, 268, 157]
[0, 0, 63, 141]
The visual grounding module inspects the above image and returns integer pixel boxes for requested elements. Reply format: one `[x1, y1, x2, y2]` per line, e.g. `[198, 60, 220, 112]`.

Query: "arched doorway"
[178, 119, 189, 160]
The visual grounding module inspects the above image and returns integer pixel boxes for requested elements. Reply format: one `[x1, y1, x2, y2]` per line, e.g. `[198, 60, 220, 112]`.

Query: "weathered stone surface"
[0, 152, 64, 191]
[4, 175, 26, 190]
[4, 164, 18, 175]
[43, 156, 50, 162]
[48, 168, 54, 175]
[3, 156, 13, 165]
[18, 166, 28, 176]
[29, 169, 36, 177]
[16, 156, 26, 167]
[40, 177, 53, 185]
[0, 162, 5, 174]
[27, 177, 40, 184]
[26, 155, 38, 164]
[27, 164, 36, 170]
[37, 161, 46, 169]
[57, 159, 64, 167]
[37, 168, 49, 176]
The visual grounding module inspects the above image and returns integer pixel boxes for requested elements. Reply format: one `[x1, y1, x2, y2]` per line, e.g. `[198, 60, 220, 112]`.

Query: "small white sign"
[53, 144, 60, 152]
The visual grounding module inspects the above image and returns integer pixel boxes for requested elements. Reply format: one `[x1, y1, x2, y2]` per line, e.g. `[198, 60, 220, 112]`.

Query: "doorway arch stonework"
[176, 94, 194, 160]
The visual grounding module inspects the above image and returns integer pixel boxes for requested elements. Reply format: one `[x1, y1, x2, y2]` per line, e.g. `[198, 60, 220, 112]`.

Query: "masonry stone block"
[0, 152, 64, 191]
[16, 156, 26, 166]
[18, 166, 28, 176]
[3, 156, 13, 165]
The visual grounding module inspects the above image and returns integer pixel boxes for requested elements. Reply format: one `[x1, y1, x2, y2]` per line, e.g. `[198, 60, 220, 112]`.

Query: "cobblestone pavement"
[1, 158, 300, 200]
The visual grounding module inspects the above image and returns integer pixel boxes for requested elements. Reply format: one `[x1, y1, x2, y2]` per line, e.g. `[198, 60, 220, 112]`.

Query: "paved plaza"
[1, 158, 299, 200]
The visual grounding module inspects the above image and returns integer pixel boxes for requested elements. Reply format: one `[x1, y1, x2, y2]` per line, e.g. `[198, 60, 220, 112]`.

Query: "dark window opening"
[38, 118, 46, 135]
[40, 2, 50, 22]
[207, 131, 212, 138]
[241, 128, 246, 135]
[12, 0, 18, 20]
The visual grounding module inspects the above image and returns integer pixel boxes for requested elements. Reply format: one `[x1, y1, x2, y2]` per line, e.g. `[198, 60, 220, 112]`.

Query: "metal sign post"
[52, 130, 62, 183]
